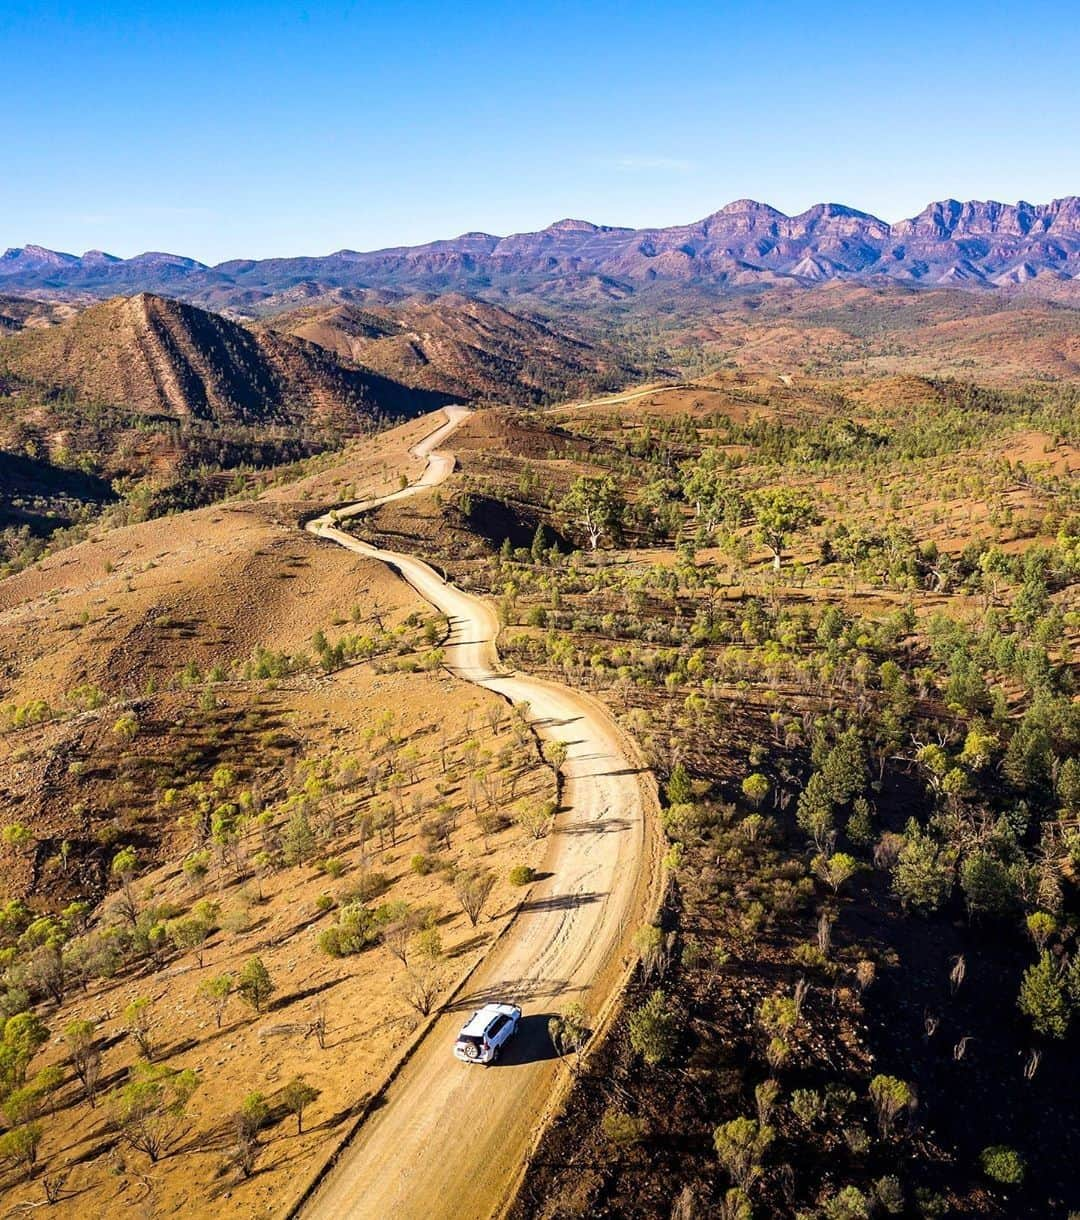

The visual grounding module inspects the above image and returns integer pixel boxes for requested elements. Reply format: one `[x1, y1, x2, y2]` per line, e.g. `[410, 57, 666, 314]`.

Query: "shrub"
[601, 1107, 647, 1146]
[508, 865, 535, 886]
[410, 853, 434, 876]
[979, 1145, 1025, 1185]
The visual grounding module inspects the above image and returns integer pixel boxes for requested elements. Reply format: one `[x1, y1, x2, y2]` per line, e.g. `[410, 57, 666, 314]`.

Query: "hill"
[4, 197, 1080, 306]
[264, 292, 651, 405]
[0, 292, 453, 429]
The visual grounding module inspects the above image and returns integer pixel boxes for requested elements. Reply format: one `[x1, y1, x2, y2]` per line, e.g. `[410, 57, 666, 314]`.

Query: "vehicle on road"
[454, 1002, 522, 1064]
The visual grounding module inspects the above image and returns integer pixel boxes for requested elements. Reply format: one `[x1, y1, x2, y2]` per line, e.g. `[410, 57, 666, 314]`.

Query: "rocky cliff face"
[4, 197, 1080, 303]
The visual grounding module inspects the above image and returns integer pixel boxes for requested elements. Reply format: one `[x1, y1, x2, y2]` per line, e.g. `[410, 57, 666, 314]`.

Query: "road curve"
[300, 407, 655, 1220]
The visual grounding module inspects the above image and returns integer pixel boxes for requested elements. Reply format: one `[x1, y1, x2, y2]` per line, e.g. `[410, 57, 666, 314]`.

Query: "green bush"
[410, 854, 433, 876]
[600, 1107, 647, 1146]
[508, 865, 535, 886]
[979, 1145, 1025, 1185]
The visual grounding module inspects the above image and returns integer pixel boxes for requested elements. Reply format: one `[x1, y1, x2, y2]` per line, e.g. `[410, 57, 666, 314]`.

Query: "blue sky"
[4, 0, 1079, 263]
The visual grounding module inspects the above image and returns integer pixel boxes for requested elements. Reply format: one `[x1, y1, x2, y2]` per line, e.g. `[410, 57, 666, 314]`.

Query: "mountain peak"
[543, 219, 603, 233]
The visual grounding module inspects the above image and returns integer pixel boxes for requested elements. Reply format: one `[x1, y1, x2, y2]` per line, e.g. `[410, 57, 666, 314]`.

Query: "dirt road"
[300, 409, 656, 1220]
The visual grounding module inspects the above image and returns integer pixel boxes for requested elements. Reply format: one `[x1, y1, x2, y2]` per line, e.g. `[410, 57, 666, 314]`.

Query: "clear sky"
[4, 0, 1079, 264]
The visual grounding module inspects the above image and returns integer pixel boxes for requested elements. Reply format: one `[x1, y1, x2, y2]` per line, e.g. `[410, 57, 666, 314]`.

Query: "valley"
[0, 237, 1079, 1220]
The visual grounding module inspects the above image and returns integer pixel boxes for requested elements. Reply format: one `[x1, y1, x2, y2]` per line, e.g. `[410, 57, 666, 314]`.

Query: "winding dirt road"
[299, 408, 657, 1220]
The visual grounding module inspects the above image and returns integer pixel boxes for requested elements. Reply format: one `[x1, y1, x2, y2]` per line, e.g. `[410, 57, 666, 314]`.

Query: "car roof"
[460, 1003, 518, 1035]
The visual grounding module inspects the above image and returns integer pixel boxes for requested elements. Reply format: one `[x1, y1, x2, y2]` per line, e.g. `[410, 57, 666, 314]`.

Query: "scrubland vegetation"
[350, 382, 1080, 1219]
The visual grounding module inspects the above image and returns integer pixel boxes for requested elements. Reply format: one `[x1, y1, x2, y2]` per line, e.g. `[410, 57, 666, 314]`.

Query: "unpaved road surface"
[301, 408, 654, 1220]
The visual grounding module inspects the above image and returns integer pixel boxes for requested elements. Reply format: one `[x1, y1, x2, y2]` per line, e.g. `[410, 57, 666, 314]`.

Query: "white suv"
[454, 1002, 522, 1064]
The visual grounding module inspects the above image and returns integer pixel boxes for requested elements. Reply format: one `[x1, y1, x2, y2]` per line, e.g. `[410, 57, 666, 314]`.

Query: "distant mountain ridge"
[4, 197, 1080, 307]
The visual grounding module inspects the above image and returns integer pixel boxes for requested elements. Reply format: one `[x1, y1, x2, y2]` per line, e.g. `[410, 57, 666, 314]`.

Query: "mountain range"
[4, 198, 1080, 310]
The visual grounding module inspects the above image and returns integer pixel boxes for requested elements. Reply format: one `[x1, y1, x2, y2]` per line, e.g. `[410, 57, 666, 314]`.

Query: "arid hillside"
[0, 411, 560, 1216]
[265, 292, 649, 405]
[0, 292, 453, 429]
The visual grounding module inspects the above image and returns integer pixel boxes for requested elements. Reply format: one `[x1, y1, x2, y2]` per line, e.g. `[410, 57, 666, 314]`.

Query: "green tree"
[281, 1075, 319, 1134]
[741, 773, 771, 808]
[628, 989, 678, 1065]
[198, 973, 234, 1029]
[237, 957, 275, 1014]
[548, 1002, 589, 1065]
[665, 763, 693, 805]
[124, 997, 155, 1059]
[0, 1013, 49, 1093]
[233, 1091, 269, 1178]
[1018, 950, 1069, 1038]
[960, 850, 1021, 920]
[892, 822, 953, 912]
[282, 807, 317, 866]
[796, 772, 835, 849]
[561, 476, 625, 550]
[812, 851, 860, 894]
[749, 488, 818, 570]
[868, 1075, 914, 1137]
[0, 1121, 43, 1179]
[108, 1063, 199, 1163]
[64, 1019, 102, 1106]
[712, 1115, 775, 1191]
[166, 915, 213, 967]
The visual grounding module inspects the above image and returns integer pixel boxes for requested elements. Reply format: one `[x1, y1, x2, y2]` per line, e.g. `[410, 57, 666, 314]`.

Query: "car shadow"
[490, 1013, 560, 1067]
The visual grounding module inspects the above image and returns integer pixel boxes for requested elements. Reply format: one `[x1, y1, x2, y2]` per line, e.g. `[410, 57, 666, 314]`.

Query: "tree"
[812, 851, 860, 894]
[713, 1115, 775, 1191]
[400, 962, 442, 1016]
[0, 1122, 43, 1179]
[64, 1019, 102, 1106]
[749, 488, 818, 570]
[282, 807, 317, 866]
[280, 1075, 319, 1134]
[741, 773, 771, 808]
[124, 998, 155, 1060]
[515, 802, 554, 840]
[822, 1186, 871, 1220]
[628, 989, 678, 1065]
[561, 476, 625, 550]
[1026, 911, 1057, 951]
[548, 1002, 589, 1066]
[892, 821, 953, 912]
[167, 915, 213, 967]
[0, 1013, 49, 1093]
[455, 868, 496, 927]
[1018, 950, 1069, 1038]
[868, 1075, 914, 1137]
[108, 1063, 199, 1163]
[796, 771, 836, 850]
[233, 1091, 269, 1178]
[238, 957, 275, 1014]
[111, 846, 140, 925]
[199, 973, 234, 1029]
[665, 763, 693, 805]
[960, 850, 1021, 920]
